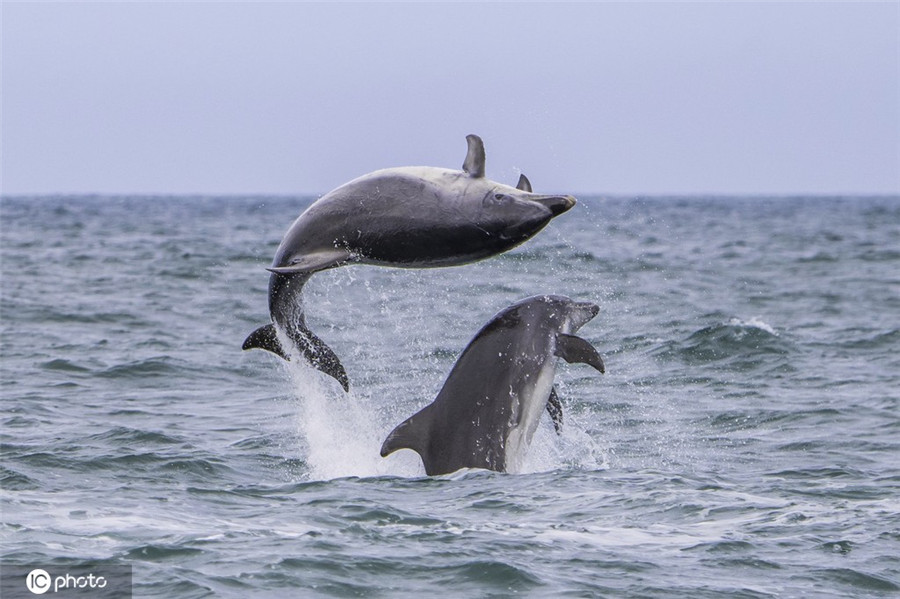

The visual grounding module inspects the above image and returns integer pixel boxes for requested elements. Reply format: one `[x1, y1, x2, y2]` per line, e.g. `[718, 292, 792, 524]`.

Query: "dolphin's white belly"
[504, 359, 557, 473]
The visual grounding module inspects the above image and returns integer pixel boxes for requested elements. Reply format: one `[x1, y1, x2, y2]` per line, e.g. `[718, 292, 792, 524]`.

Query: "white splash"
[283, 359, 607, 481]
[729, 316, 778, 336]
[284, 361, 424, 480]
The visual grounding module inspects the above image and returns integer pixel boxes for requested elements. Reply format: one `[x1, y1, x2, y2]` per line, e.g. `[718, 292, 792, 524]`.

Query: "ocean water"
[1, 195, 898, 597]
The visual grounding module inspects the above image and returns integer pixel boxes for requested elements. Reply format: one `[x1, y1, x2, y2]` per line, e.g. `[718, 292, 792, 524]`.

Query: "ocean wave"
[84, 427, 187, 447]
[437, 560, 542, 590]
[838, 328, 900, 351]
[0, 466, 40, 491]
[132, 578, 214, 598]
[764, 466, 868, 479]
[706, 409, 801, 432]
[39, 358, 92, 373]
[7, 447, 233, 481]
[810, 567, 900, 592]
[797, 251, 839, 263]
[97, 357, 188, 379]
[124, 544, 205, 562]
[653, 317, 791, 368]
[818, 540, 853, 555]
[682, 539, 756, 554]
[26, 310, 147, 326]
[857, 248, 900, 262]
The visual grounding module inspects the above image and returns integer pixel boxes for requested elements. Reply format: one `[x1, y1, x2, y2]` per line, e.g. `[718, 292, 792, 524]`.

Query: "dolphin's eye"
[484, 192, 513, 207]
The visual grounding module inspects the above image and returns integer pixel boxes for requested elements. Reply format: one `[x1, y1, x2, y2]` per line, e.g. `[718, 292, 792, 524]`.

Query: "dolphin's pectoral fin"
[547, 386, 563, 435]
[266, 248, 352, 275]
[463, 134, 485, 178]
[516, 173, 533, 193]
[242, 323, 289, 360]
[380, 405, 432, 459]
[293, 329, 350, 392]
[556, 333, 606, 374]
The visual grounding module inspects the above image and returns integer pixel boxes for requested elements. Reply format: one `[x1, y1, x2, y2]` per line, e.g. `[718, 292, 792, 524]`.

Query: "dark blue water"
[2, 195, 898, 597]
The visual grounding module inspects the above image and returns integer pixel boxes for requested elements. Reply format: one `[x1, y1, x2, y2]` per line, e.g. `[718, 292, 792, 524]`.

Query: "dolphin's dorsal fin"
[555, 333, 605, 374]
[242, 323, 288, 359]
[546, 386, 563, 434]
[463, 134, 485, 178]
[380, 405, 433, 459]
[516, 173, 532, 193]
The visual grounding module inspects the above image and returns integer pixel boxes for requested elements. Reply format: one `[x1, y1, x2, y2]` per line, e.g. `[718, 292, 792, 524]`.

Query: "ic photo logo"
[24, 568, 108, 595]
[25, 569, 51, 594]
[1, 563, 131, 598]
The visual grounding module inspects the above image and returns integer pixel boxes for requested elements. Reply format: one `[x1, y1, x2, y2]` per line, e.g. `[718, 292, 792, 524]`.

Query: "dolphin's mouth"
[570, 301, 600, 330]
[531, 195, 576, 216]
[582, 302, 600, 318]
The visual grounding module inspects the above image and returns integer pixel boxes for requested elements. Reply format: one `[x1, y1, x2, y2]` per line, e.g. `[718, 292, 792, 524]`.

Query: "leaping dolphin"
[380, 295, 605, 476]
[243, 135, 577, 391]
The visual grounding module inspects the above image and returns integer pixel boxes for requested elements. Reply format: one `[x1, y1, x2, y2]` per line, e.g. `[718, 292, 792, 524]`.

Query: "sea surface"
[1, 195, 898, 597]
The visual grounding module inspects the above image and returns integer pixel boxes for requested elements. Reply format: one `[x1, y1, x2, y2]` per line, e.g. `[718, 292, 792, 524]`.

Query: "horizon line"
[3, 191, 899, 200]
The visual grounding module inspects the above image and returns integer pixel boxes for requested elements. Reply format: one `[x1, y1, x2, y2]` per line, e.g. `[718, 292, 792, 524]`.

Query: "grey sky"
[2, 2, 898, 196]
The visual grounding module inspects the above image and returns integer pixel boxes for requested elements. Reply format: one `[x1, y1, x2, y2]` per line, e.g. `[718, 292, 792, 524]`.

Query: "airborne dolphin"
[243, 135, 577, 390]
[380, 295, 605, 476]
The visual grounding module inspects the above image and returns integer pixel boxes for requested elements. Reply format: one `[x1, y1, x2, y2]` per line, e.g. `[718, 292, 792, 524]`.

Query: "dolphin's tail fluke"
[243, 324, 288, 359]
[242, 322, 350, 392]
[292, 325, 350, 392]
[242, 271, 352, 391]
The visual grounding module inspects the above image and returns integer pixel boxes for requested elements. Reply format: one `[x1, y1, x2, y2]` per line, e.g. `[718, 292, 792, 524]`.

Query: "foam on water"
[282, 357, 613, 480]
[283, 362, 408, 479]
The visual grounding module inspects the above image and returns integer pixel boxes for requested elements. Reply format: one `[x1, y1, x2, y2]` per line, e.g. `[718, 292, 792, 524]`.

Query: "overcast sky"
[2, 2, 898, 196]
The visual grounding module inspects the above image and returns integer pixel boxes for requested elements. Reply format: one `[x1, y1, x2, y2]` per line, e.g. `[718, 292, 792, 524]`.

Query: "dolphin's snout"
[563, 301, 600, 336]
[574, 301, 600, 324]
[532, 195, 576, 217]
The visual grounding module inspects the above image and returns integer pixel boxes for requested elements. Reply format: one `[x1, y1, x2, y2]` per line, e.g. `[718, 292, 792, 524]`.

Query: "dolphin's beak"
[573, 301, 600, 329]
[576, 301, 600, 321]
[532, 195, 576, 216]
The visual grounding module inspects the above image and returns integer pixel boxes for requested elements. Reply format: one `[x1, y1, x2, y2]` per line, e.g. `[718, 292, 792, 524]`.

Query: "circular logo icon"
[25, 569, 51, 594]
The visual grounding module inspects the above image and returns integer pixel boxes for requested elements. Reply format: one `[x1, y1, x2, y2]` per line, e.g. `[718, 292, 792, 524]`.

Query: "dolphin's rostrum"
[380, 295, 605, 476]
[243, 135, 577, 390]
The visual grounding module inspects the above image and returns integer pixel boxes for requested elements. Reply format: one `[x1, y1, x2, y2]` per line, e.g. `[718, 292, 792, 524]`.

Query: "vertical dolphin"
[380, 295, 605, 475]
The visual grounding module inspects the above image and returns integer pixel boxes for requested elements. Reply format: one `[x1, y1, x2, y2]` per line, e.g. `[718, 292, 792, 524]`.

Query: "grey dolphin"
[243, 135, 577, 391]
[380, 295, 605, 476]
